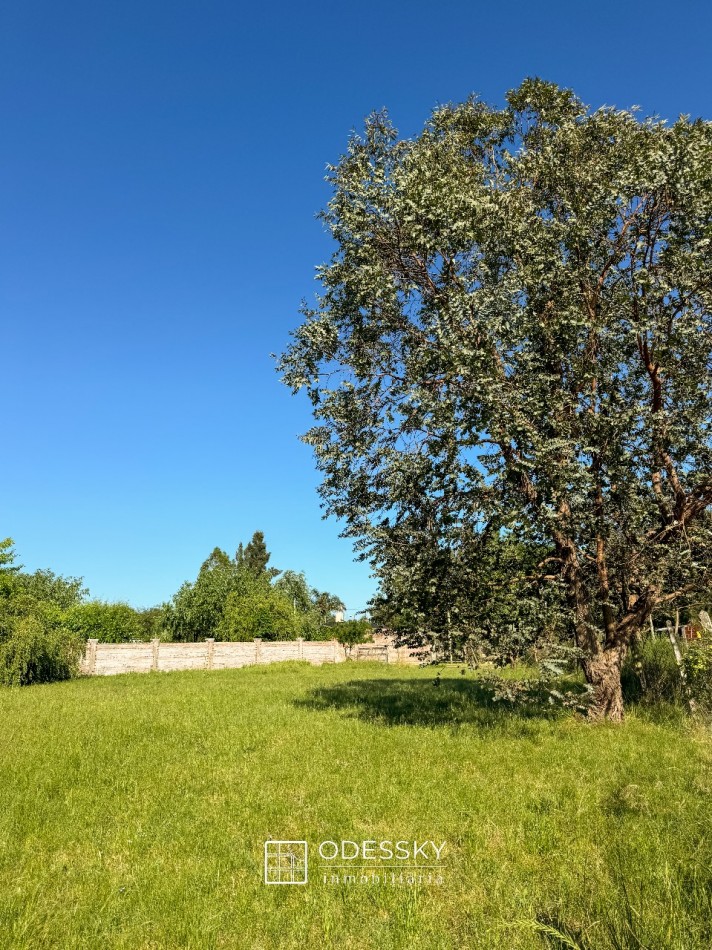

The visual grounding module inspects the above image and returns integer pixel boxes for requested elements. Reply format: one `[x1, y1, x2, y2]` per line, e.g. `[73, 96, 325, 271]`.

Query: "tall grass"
[0, 663, 710, 948]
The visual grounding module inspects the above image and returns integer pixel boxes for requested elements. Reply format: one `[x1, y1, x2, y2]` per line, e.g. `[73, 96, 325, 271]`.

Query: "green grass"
[1, 663, 711, 949]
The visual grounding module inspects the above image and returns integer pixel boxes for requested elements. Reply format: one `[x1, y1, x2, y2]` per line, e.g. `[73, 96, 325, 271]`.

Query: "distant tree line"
[0, 532, 367, 686]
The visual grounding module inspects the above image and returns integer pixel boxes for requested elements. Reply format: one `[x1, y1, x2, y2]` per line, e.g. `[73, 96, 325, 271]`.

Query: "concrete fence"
[80, 637, 424, 676]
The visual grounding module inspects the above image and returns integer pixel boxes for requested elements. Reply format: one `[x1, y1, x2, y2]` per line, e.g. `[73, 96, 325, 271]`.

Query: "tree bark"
[584, 646, 626, 722]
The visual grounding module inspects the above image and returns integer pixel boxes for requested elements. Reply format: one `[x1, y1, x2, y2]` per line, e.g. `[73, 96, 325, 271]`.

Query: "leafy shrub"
[683, 641, 712, 710]
[63, 601, 146, 642]
[136, 606, 165, 640]
[622, 638, 684, 706]
[216, 589, 298, 641]
[14, 569, 87, 609]
[0, 615, 82, 686]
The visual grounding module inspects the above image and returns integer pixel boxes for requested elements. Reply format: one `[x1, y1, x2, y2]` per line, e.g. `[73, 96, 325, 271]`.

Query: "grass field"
[1, 662, 711, 949]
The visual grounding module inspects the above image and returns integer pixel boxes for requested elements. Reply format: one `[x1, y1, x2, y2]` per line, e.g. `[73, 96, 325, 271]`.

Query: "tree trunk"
[584, 646, 626, 722]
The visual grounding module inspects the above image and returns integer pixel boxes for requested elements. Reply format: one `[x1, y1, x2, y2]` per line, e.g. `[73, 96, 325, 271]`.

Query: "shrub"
[215, 589, 298, 641]
[63, 601, 146, 642]
[0, 615, 82, 686]
[683, 641, 712, 711]
[622, 638, 684, 706]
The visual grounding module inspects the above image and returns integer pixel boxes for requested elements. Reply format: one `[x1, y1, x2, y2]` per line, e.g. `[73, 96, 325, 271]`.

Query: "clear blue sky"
[2, 0, 710, 611]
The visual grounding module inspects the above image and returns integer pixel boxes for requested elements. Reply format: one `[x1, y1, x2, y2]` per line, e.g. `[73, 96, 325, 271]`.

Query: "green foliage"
[165, 538, 346, 642]
[0, 538, 169, 681]
[274, 570, 314, 613]
[63, 601, 146, 643]
[272, 572, 346, 639]
[622, 635, 712, 711]
[334, 618, 372, 647]
[683, 639, 712, 709]
[0, 537, 19, 573]
[0, 613, 82, 686]
[14, 569, 87, 610]
[372, 531, 565, 663]
[236, 531, 279, 579]
[0, 537, 21, 603]
[217, 586, 298, 641]
[273, 570, 326, 639]
[622, 638, 684, 706]
[312, 589, 345, 618]
[163, 547, 242, 641]
[0, 539, 84, 685]
[278, 79, 712, 717]
[136, 606, 165, 641]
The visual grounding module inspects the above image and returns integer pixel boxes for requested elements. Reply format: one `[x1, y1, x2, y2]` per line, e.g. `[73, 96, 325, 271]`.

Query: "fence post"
[666, 620, 697, 715]
[206, 638, 215, 670]
[151, 638, 160, 672]
[254, 638, 262, 664]
[297, 637, 304, 660]
[86, 639, 99, 675]
[332, 639, 339, 663]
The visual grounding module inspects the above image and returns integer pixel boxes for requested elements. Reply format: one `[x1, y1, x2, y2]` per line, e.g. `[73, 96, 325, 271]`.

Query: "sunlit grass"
[1, 662, 710, 948]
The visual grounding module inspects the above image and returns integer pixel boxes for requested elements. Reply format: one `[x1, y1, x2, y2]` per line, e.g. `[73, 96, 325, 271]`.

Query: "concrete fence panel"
[80, 637, 425, 676]
[211, 641, 261, 670]
[90, 642, 154, 676]
[157, 642, 208, 673]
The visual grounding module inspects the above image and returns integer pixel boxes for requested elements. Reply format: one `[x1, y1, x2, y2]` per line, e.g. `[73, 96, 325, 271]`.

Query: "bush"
[0, 615, 82, 686]
[683, 641, 712, 710]
[215, 590, 298, 641]
[622, 638, 684, 706]
[63, 601, 146, 643]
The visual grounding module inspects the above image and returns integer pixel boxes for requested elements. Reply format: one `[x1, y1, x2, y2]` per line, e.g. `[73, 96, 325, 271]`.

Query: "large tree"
[278, 79, 712, 720]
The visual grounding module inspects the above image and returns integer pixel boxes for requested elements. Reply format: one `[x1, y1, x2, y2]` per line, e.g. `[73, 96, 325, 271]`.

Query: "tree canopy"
[0, 538, 84, 685]
[278, 79, 712, 720]
[163, 532, 347, 642]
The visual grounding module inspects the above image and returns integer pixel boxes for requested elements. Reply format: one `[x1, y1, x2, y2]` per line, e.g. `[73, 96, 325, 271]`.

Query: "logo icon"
[264, 840, 308, 885]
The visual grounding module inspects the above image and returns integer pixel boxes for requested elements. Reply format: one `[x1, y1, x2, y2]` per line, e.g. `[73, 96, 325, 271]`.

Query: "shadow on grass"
[295, 676, 584, 732]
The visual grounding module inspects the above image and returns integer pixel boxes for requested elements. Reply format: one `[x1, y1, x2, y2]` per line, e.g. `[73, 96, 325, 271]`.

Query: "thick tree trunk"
[584, 646, 626, 722]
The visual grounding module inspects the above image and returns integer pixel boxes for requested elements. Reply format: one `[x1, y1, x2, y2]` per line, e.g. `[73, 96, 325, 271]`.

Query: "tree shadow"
[295, 676, 583, 735]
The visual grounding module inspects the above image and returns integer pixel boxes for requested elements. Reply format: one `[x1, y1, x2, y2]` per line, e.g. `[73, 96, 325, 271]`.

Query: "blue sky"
[2, 0, 711, 611]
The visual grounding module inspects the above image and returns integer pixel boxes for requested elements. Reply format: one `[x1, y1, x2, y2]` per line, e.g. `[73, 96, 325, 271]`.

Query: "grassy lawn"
[1, 662, 711, 949]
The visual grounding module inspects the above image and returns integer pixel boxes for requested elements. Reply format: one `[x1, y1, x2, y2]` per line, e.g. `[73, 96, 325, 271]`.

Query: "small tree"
[335, 618, 373, 653]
